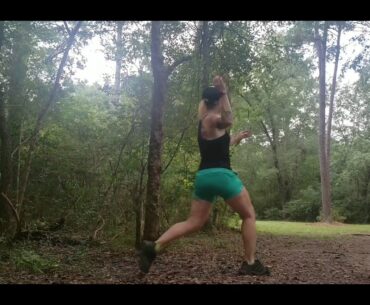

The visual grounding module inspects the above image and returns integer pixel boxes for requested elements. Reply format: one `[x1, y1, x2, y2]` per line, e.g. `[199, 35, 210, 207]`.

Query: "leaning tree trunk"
[17, 21, 82, 228]
[315, 22, 332, 223]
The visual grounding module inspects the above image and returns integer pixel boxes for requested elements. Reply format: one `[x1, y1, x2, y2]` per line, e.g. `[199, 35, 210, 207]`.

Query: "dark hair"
[202, 86, 224, 109]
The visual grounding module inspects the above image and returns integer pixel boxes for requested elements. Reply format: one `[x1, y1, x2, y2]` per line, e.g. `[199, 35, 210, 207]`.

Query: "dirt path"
[1, 230, 369, 284]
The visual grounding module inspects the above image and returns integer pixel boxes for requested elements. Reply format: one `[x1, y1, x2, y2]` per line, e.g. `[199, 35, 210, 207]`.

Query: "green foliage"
[331, 139, 370, 223]
[264, 207, 283, 220]
[10, 248, 59, 274]
[282, 186, 321, 221]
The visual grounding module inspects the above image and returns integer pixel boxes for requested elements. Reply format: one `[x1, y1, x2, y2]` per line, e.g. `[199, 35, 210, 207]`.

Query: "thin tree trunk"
[326, 23, 342, 161]
[200, 21, 210, 88]
[112, 21, 124, 107]
[240, 92, 290, 205]
[15, 121, 23, 207]
[315, 21, 332, 223]
[134, 71, 148, 248]
[135, 159, 146, 249]
[260, 121, 287, 206]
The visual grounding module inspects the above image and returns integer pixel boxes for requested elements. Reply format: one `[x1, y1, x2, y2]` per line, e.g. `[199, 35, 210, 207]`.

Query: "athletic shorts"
[192, 168, 244, 203]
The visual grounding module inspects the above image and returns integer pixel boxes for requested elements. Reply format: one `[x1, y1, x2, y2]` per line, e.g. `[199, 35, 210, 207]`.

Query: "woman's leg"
[139, 199, 212, 273]
[225, 187, 270, 275]
[226, 187, 256, 264]
[155, 199, 212, 249]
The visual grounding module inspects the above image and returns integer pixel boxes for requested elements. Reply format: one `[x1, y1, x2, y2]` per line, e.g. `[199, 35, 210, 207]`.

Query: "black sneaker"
[238, 259, 270, 276]
[138, 241, 157, 273]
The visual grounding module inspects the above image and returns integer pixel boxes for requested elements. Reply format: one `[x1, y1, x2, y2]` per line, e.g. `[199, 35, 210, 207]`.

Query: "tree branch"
[238, 92, 274, 146]
[63, 21, 71, 36]
[102, 117, 137, 200]
[92, 215, 105, 240]
[167, 55, 192, 76]
[1, 192, 20, 231]
[260, 121, 274, 146]
[162, 126, 188, 174]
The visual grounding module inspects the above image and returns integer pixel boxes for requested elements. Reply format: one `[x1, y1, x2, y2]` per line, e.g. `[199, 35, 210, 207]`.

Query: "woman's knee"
[238, 206, 256, 221]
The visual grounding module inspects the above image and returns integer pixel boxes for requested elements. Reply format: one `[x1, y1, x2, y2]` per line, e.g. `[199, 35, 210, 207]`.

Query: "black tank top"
[198, 120, 231, 170]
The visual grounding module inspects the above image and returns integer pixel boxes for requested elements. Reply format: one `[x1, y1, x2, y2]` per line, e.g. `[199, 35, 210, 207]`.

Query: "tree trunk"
[260, 120, 290, 206]
[143, 22, 167, 241]
[0, 21, 13, 231]
[134, 71, 148, 248]
[134, 160, 146, 249]
[0, 93, 13, 229]
[315, 22, 332, 223]
[266, 104, 292, 203]
[326, 23, 342, 162]
[135, 198, 144, 248]
[17, 21, 82, 221]
[15, 121, 23, 207]
[200, 21, 210, 88]
[143, 22, 192, 241]
[241, 92, 291, 206]
[112, 21, 124, 107]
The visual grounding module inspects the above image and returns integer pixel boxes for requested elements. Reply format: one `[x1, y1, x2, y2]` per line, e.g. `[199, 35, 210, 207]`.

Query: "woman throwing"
[139, 76, 270, 276]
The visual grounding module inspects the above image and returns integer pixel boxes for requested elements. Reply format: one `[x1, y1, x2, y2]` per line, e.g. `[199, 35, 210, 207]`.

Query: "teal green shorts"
[193, 168, 244, 203]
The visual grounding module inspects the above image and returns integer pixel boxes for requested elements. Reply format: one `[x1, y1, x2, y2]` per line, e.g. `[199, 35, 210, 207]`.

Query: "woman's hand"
[213, 75, 227, 93]
[230, 130, 252, 146]
[238, 130, 252, 141]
